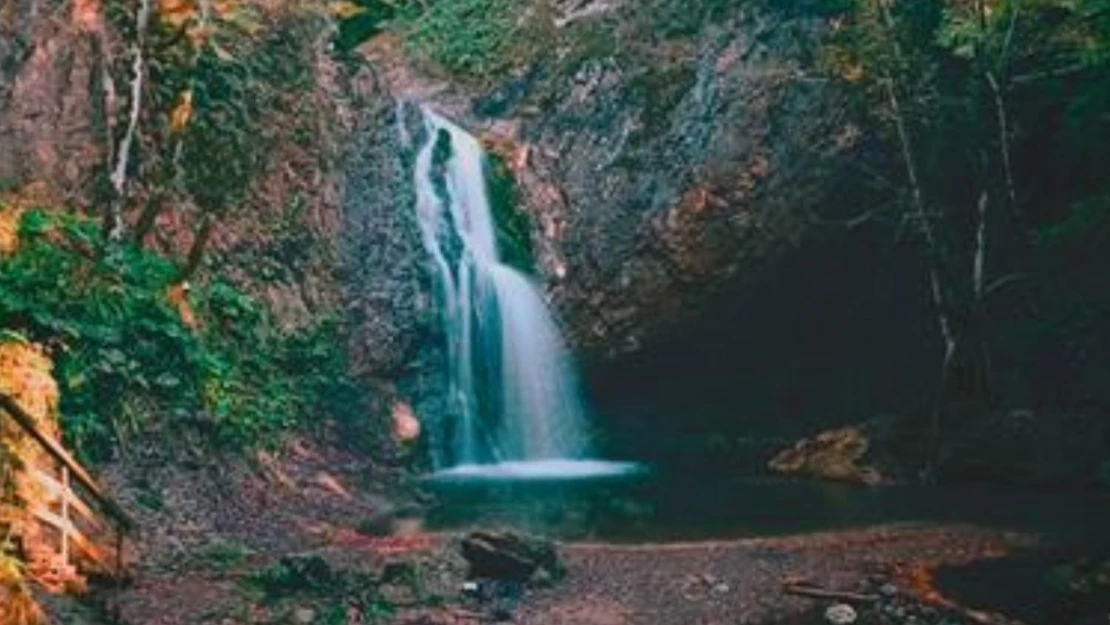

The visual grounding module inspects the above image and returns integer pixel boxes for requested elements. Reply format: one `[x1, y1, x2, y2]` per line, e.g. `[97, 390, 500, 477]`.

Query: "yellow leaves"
[842, 63, 865, 82]
[0, 553, 45, 625]
[0, 341, 61, 440]
[169, 89, 194, 134]
[330, 0, 367, 19]
[0, 207, 21, 257]
[159, 0, 257, 45]
[159, 0, 198, 29]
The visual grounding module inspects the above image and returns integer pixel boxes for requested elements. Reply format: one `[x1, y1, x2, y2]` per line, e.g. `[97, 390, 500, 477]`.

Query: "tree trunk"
[131, 197, 164, 246]
[179, 214, 214, 281]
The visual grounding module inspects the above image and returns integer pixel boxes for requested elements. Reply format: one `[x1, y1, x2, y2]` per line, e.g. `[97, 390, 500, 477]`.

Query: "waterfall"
[409, 107, 592, 471]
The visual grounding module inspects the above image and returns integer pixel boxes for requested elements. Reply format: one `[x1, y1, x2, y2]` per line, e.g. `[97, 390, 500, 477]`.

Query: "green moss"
[147, 11, 321, 215]
[485, 154, 534, 275]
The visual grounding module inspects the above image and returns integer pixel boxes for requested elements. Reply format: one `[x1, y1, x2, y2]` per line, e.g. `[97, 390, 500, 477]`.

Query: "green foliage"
[399, 0, 552, 82]
[0, 210, 197, 458]
[333, 0, 399, 52]
[143, 7, 322, 215]
[485, 154, 534, 275]
[248, 555, 339, 596]
[188, 21, 316, 213]
[0, 209, 363, 460]
[641, 0, 740, 39]
[246, 556, 397, 623]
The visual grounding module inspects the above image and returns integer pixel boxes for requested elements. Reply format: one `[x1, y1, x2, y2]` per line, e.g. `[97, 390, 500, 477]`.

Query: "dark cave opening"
[583, 224, 942, 472]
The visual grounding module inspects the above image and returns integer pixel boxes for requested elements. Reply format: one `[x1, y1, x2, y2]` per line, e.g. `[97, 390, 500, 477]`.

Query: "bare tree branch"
[107, 0, 153, 243]
[973, 189, 988, 301]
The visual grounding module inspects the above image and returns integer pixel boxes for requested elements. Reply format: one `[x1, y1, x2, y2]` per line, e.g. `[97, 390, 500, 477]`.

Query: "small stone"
[530, 567, 555, 588]
[462, 581, 480, 595]
[292, 607, 316, 625]
[712, 583, 730, 594]
[824, 603, 858, 625]
[879, 582, 899, 597]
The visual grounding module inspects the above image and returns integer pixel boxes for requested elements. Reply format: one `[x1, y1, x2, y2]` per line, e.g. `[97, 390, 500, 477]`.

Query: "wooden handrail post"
[61, 466, 70, 563]
[0, 393, 134, 532]
[1, 390, 137, 590]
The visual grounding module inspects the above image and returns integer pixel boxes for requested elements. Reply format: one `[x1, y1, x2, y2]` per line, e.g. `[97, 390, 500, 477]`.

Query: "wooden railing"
[0, 392, 133, 591]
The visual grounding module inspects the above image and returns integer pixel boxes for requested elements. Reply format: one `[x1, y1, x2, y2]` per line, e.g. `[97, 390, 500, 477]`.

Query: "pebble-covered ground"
[510, 525, 1032, 625]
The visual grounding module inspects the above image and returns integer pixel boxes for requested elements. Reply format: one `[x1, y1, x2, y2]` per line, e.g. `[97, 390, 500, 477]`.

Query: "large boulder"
[460, 531, 563, 582]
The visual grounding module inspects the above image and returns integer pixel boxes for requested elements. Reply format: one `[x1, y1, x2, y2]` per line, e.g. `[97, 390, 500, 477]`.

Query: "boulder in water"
[769, 426, 883, 486]
[460, 531, 563, 583]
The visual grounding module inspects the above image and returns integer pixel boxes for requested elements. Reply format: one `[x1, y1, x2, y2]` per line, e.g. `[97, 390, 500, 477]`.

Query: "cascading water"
[409, 107, 636, 479]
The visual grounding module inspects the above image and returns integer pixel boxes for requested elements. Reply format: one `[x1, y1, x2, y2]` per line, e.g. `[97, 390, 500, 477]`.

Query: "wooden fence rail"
[0, 392, 133, 590]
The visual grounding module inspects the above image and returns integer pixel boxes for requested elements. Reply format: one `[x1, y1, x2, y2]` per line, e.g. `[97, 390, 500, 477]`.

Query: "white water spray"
[409, 107, 598, 472]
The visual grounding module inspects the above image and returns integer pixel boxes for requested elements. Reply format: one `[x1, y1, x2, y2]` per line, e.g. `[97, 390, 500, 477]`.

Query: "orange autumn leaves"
[169, 89, 194, 134]
[0, 339, 61, 624]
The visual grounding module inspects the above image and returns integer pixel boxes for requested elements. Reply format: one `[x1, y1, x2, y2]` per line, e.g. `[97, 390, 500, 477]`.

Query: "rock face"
[495, 4, 868, 360]
[0, 0, 108, 205]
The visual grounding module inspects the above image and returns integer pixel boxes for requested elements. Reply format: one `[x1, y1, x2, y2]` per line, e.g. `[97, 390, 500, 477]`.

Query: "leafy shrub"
[399, 0, 551, 82]
[0, 208, 364, 460]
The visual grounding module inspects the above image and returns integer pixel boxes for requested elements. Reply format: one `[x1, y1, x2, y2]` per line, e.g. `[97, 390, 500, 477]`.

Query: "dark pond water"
[422, 464, 1110, 545]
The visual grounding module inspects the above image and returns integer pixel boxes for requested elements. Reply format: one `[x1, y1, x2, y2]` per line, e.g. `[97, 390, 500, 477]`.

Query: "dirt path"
[513, 525, 1030, 625]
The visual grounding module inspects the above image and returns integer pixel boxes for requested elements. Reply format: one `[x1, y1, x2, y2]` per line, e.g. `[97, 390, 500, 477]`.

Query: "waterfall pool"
[421, 467, 1110, 545]
[428, 460, 645, 481]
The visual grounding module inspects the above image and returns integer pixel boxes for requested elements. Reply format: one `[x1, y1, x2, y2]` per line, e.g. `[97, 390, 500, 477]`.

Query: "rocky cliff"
[347, 1, 875, 365]
[0, 0, 879, 429]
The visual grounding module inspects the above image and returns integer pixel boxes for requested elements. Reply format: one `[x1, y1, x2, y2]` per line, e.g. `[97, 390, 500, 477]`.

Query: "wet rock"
[460, 531, 563, 582]
[769, 427, 883, 485]
[824, 603, 858, 625]
[292, 607, 316, 624]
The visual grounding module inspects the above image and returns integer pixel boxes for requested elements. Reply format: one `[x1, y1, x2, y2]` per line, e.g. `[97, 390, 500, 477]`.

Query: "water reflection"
[424, 470, 1110, 545]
